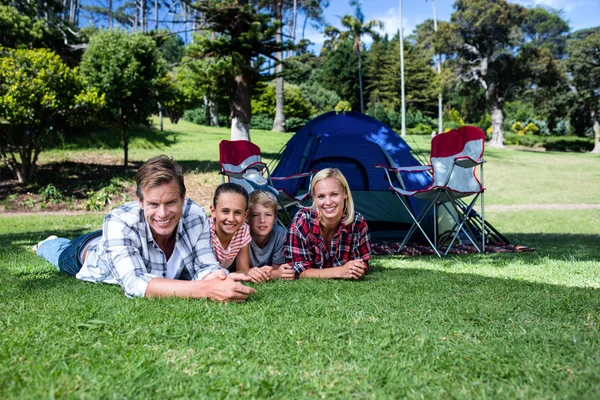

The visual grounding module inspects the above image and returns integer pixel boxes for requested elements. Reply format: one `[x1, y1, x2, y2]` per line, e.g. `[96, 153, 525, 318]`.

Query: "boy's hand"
[247, 266, 273, 283]
[274, 263, 295, 280]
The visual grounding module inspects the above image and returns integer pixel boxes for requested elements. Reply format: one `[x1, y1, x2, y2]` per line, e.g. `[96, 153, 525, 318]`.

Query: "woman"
[283, 168, 371, 280]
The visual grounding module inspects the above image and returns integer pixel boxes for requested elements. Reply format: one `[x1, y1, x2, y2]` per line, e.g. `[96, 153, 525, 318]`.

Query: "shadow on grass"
[177, 160, 221, 174]
[60, 124, 178, 150]
[0, 162, 143, 200]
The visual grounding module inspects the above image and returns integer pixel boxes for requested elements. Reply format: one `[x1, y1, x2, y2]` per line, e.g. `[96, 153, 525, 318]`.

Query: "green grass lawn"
[1, 120, 600, 398]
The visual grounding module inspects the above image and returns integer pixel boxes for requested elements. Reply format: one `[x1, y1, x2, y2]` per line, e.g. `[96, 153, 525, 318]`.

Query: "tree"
[439, 0, 561, 147]
[521, 6, 570, 59]
[79, 29, 165, 167]
[0, 1, 84, 64]
[186, 0, 292, 141]
[323, 0, 382, 113]
[566, 28, 600, 153]
[319, 40, 359, 109]
[0, 47, 104, 183]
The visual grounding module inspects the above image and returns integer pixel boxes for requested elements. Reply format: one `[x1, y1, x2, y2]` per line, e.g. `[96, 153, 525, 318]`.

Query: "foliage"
[38, 183, 64, 205]
[0, 47, 104, 183]
[285, 117, 309, 132]
[504, 133, 594, 152]
[156, 32, 185, 66]
[282, 53, 323, 85]
[186, 0, 296, 140]
[319, 41, 359, 109]
[298, 81, 341, 115]
[183, 108, 207, 125]
[83, 181, 122, 211]
[0, 1, 83, 64]
[79, 29, 166, 166]
[521, 6, 570, 59]
[249, 114, 274, 131]
[439, 0, 564, 146]
[323, 0, 382, 113]
[334, 101, 352, 112]
[252, 83, 311, 121]
[566, 27, 600, 152]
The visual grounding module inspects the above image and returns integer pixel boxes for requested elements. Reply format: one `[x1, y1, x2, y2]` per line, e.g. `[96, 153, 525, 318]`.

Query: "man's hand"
[273, 263, 295, 280]
[205, 276, 256, 302]
[247, 266, 272, 283]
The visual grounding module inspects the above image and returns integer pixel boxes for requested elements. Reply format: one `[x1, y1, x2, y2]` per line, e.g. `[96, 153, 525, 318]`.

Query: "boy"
[246, 190, 295, 281]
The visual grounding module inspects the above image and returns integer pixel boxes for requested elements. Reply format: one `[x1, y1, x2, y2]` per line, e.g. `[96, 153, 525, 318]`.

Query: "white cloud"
[514, 0, 588, 12]
[364, 7, 424, 46]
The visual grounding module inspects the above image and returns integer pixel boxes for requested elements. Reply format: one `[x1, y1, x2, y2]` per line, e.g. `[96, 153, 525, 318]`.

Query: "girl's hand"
[339, 259, 367, 280]
[247, 266, 272, 283]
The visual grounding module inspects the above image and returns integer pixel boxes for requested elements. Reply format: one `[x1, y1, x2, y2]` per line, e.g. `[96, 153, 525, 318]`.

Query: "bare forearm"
[298, 268, 342, 279]
[145, 278, 212, 299]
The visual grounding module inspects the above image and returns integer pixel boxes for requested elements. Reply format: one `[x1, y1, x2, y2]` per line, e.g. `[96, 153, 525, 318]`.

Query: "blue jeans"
[37, 230, 102, 276]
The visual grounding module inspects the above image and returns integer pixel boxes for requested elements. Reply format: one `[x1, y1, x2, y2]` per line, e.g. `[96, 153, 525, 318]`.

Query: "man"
[34, 155, 255, 302]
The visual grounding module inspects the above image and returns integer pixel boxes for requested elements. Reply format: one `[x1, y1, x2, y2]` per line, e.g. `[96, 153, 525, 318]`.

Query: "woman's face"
[313, 177, 347, 226]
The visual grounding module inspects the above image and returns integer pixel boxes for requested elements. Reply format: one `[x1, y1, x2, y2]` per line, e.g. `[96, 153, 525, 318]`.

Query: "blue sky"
[303, 0, 600, 53]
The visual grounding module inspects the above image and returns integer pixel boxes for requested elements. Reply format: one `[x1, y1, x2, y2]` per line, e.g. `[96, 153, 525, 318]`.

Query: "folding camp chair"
[218, 140, 314, 223]
[375, 126, 486, 257]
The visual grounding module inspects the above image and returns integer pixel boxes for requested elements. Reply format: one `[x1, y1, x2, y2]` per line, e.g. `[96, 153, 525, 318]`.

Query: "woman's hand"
[247, 266, 273, 283]
[339, 259, 367, 280]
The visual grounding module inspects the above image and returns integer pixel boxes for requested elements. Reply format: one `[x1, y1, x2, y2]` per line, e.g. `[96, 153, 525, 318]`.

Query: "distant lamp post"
[399, 0, 406, 136]
[428, 0, 443, 134]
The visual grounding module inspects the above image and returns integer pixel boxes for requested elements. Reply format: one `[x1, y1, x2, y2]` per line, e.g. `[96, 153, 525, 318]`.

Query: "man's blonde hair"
[248, 190, 278, 214]
[310, 168, 354, 225]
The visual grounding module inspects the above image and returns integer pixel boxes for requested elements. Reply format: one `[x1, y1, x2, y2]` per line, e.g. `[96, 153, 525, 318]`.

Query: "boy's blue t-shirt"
[249, 224, 286, 267]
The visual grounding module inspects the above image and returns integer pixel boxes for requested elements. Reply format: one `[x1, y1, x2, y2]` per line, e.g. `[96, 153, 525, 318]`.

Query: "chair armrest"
[454, 157, 486, 169]
[375, 164, 432, 173]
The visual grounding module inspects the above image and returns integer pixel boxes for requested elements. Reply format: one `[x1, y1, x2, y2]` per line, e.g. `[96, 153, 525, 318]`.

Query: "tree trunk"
[231, 74, 251, 141]
[592, 110, 600, 154]
[108, 0, 113, 28]
[488, 95, 505, 148]
[123, 128, 129, 167]
[158, 101, 163, 131]
[272, 0, 285, 132]
[210, 100, 219, 127]
[291, 0, 297, 53]
[154, 0, 159, 31]
[357, 51, 364, 114]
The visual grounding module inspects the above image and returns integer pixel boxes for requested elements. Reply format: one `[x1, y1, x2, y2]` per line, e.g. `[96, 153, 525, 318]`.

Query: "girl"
[210, 183, 271, 280]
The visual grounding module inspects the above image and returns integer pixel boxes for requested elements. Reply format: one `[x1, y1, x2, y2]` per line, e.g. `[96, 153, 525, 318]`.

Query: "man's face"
[248, 203, 276, 241]
[139, 179, 184, 242]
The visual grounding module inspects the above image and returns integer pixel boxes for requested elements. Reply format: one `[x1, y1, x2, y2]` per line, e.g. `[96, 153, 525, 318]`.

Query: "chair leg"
[442, 194, 482, 255]
[396, 192, 443, 257]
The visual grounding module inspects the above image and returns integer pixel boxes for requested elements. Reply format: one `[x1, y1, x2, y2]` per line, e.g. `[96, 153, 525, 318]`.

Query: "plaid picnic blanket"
[371, 242, 535, 256]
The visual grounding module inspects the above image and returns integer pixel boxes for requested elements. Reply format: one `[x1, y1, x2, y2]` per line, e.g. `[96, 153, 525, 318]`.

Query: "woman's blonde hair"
[310, 168, 354, 225]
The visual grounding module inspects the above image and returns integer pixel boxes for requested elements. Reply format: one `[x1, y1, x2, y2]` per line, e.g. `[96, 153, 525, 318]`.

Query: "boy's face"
[248, 203, 276, 240]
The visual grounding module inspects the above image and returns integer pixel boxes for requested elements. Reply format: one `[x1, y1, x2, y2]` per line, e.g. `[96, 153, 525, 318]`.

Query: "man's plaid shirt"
[76, 199, 224, 297]
[284, 208, 371, 277]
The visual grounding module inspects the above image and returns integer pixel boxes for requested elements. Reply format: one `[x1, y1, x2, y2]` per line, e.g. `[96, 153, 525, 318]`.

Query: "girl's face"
[313, 178, 347, 226]
[210, 192, 248, 239]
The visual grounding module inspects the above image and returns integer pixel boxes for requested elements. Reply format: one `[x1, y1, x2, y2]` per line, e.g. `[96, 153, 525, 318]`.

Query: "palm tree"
[324, 0, 381, 113]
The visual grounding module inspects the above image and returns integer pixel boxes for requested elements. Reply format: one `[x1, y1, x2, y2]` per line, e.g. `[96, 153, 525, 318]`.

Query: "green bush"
[504, 133, 594, 151]
[250, 114, 273, 131]
[407, 123, 435, 135]
[543, 136, 594, 152]
[285, 117, 308, 132]
[183, 108, 206, 125]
